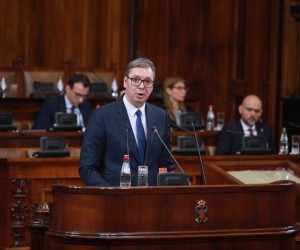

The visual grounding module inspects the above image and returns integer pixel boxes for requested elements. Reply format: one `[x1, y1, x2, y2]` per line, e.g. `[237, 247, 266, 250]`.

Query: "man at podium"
[79, 58, 175, 186]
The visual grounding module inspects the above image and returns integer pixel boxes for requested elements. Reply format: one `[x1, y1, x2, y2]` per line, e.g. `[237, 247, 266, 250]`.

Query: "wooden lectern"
[44, 183, 298, 250]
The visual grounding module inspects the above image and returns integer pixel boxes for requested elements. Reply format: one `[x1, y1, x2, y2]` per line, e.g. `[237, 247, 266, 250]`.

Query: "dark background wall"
[0, 0, 299, 145]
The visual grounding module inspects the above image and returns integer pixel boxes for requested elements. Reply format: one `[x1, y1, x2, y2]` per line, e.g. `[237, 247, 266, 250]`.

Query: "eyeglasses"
[126, 76, 154, 88]
[72, 89, 88, 99]
[172, 86, 188, 92]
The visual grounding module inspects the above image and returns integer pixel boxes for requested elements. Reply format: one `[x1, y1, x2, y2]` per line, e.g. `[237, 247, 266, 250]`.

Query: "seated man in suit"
[79, 57, 175, 186]
[32, 74, 93, 130]
[215, 94, 275, 155]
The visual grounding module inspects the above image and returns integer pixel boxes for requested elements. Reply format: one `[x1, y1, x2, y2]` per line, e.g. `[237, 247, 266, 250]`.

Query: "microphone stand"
[125, 124, 130, 156]
[191, 121, 207, 184]
[152, 126, 191, 186]
[170, 122, 191, 132]
[88, 68, 106, 83]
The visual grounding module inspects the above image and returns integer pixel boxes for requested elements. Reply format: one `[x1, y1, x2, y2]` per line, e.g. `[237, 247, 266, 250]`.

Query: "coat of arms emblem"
[195, 199, 208, 224]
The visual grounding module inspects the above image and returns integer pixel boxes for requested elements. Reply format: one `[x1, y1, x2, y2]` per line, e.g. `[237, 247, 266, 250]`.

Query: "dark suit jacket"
[215, 120, 275, 155]
[79, 96, 175, 186]
[31, 95, 92, 130]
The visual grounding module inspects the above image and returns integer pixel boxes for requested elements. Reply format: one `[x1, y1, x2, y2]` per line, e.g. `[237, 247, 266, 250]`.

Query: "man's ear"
[123, 77, 127, 88]
[238, 105, 242, 115]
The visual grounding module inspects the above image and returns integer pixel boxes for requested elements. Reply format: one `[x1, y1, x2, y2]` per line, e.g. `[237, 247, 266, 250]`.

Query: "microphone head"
[289, 122, 300, 129]
[152, 126, 157, 133]
[187, 116, 195, 124]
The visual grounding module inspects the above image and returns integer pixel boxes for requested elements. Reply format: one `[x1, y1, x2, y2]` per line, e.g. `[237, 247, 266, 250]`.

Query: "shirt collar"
[64, 95, 74, 110]
[123, 95, 146, 117]
[240, 119, 256, 132]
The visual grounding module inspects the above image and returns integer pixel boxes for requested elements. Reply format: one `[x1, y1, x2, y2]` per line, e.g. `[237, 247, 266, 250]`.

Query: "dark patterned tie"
[248, 127, 254, 136]
[136, 110, 146, 163]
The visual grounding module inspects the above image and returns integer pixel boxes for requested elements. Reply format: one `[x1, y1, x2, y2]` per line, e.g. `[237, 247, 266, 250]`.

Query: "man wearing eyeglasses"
[32, 74, 92, 130]
[79, 57, 175, 186]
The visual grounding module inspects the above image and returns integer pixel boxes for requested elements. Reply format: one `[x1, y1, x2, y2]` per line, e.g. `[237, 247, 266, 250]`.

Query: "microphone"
[88, 68, 106, 83]
[170, 122, 206, 151]
[152, 126, 191, 185]
[190, 121, 207, 185]
[125, 123, 130, 156]
[170, 122, 192, 132]
[289, 122, 300, 129]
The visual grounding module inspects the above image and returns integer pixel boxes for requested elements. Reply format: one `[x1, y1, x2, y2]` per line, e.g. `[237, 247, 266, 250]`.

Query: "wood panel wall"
[0, 0, 131, 74]
[0, 0, 299, 145]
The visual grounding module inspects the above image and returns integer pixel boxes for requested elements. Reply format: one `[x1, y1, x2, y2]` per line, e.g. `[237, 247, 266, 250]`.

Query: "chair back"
[74, 70, 114, 91]
[0, 112, 17, 131]
[23, 70, 64, 97]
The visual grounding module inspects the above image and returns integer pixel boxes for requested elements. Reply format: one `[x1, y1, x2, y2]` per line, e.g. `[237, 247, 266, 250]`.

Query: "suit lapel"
[256, 122, 265, 136]
[59, 96, 67, 112]
[144, 104, 157, 164]
[237, 121, 244, 135]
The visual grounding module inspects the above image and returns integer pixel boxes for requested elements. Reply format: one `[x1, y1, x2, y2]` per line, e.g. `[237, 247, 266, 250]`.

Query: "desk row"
[0, 130, 219, 154]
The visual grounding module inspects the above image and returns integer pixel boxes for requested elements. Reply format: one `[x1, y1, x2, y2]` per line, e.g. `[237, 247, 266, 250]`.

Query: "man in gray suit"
[79, 58, 175, 186]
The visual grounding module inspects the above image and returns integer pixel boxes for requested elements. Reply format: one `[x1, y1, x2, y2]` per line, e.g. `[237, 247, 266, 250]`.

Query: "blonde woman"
[163, 77, 191, 126]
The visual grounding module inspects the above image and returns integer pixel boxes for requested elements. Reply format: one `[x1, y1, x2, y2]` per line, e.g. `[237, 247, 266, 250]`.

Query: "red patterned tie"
[248, 127, 254, 136]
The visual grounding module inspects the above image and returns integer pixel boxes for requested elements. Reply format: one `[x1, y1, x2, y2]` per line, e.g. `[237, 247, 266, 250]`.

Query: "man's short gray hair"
[125, 57, 156, 80]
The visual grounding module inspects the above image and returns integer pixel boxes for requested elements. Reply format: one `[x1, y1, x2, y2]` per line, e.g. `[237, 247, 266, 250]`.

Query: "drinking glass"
[290, 135, 300, 155]
[137, 165, 148, 186]
[216, 112, 225, 131]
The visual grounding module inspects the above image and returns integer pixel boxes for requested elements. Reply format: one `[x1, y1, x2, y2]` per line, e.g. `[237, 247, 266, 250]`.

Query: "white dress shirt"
[123, 95, 147, 145]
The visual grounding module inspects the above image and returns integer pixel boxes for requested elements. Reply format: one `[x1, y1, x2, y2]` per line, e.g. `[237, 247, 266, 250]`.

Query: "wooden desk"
[0, 97, 117, 130]
[0, 97, 43, 120]
[0, 130, 218, 154]
[171, 130, 218, 146]
[0, 147, 81, 159]
[0, 97, 202, 130]
[2, 155, 300, 249]
[201, 156, 300, 250]
[201, 157, 300, 222]
[0, 157, 84, 249]
[0, 130, 84, 148]
[43, 183, 298, 249]
[177, 154, 300, 185]
[171, 130, 219, 155]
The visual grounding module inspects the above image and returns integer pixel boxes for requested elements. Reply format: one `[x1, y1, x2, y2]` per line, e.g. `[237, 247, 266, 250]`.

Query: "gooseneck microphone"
[289, 122, 300, 129]
[88, 68, 106, 83]
[125, 123, 130, 156]
[170, 122, 191, 132]
[152, 126, 191, 186]
[190, 121, 207, 184]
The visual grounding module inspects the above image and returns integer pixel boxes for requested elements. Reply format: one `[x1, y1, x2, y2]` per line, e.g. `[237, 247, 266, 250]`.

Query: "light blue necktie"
[136, 110, 146, 163]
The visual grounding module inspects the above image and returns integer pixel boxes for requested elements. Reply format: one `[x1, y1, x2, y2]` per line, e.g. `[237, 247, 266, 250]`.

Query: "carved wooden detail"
[10, 179, 30, 247]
